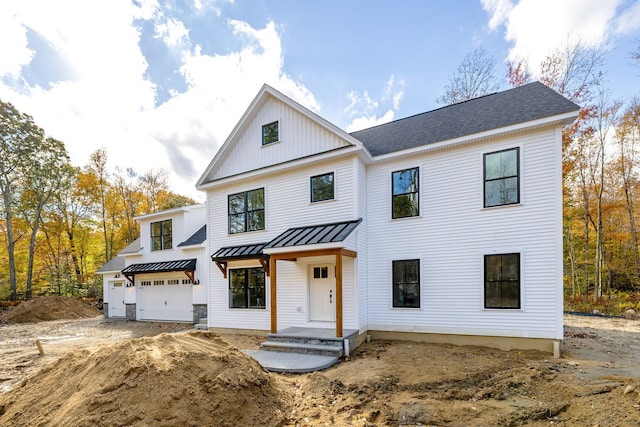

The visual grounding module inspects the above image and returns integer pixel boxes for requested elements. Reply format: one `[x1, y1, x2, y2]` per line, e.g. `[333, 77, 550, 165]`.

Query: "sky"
[1, 0, 639, 201]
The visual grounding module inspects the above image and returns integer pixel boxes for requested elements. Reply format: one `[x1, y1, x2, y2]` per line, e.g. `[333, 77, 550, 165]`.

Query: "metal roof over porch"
[121, 258, 197, 274]
[264, 218, 362, 250]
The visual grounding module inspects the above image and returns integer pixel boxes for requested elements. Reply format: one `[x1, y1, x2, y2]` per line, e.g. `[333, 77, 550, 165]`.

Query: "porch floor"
[245, 327, 359, 373]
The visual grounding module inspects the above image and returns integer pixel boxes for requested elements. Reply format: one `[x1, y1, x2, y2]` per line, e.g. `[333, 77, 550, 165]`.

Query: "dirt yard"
[1, 313, 639, 426]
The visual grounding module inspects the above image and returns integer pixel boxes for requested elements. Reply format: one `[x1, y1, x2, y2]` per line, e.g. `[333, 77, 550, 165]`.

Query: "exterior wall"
[193, 304, 207, 323]
[125, 303, 136, 320]
[207, 154, 362, 331]
[366, 127, 563, 341]
[210, 96, 352, 181]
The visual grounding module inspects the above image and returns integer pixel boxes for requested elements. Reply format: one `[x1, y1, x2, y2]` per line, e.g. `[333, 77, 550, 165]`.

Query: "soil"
[1, 303, 639, 426]
[0, 296, 101, 323]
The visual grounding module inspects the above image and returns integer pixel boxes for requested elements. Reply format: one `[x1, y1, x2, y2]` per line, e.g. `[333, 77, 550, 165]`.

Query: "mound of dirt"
[0, 331, 290, 427]
[0, 296, 101, 323]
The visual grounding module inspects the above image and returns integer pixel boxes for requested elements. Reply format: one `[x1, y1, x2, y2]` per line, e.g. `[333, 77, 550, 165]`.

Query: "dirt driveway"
[1, 314, 639, 426]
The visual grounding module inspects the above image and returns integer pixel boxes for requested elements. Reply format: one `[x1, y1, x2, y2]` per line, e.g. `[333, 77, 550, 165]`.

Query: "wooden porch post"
[335, 249, 343, 338]
[270, 257, 277, 333]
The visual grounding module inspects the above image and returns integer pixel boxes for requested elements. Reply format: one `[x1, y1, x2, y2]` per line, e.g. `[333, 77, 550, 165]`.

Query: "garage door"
[138, 278, 193, 322]
[108, 281, 126, 317]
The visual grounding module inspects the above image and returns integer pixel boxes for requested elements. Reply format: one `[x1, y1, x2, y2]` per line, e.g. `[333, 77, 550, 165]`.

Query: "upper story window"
[392, 167, 419, 219]
[228, 188, 265, 234]
[151, 219, 172, 251]
[310, 172, 335, 203]
[262, 121, 279, 146]
[392, 259, 420, 308]
[484, 253, 520, 309]
[484, 147, 520, 207]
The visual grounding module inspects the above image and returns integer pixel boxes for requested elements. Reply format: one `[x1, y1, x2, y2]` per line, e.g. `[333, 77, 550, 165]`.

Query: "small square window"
[310, 172, 335, 202]
[262, 121, 279, 146]
[392, 259, 420, 308]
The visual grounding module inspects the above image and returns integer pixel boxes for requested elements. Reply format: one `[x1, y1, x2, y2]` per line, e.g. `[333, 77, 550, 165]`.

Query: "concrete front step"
[194, 318, 208, 330]
[260, 340, 343, 357]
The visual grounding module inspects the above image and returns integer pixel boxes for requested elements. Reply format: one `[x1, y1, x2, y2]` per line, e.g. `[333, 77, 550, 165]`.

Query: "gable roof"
[97, 256, 125, 273]
[196, 84, 368, 188]
[178, 225, 206, 247]
[119, 238, 141, 255]
[350, 82, 580, 156]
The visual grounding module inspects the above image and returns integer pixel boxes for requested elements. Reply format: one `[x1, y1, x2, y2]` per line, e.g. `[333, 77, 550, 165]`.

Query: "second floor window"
[392, 167, 419, 219]
[484, 147, 520, 207]
[228, 188, 265, 234]
[151, 219, 172, 251]
[310, 172, 335, 202]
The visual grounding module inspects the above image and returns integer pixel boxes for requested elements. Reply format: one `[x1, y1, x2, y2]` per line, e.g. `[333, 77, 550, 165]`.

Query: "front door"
[109, 281, 125, 317]
[309, 264, 334, 322]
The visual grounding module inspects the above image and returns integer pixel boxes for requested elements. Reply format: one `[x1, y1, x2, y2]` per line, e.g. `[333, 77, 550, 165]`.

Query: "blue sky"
[1, 0, 639, 200]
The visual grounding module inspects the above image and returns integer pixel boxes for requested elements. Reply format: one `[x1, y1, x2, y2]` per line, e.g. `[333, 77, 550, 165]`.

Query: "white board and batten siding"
[209, 96, 353, 182]
[366, 127, 563, 340]
[206, 153, 365, 331]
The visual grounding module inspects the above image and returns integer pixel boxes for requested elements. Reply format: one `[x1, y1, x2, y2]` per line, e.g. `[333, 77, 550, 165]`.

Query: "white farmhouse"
[196, 82, 579, 355]
[98, 204, 208, 323]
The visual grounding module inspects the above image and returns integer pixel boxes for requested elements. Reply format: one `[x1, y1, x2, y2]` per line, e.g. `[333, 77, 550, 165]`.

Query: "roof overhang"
[211, 242, 270, 278]
[121, 258, 197, 285]
[371, 111, 579, 163]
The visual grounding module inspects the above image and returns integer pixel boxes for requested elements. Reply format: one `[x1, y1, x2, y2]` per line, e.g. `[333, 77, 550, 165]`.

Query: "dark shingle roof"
[178, 225, 206, 247]
[265, 219, 362, 249]
[97, 256, 125, 273]
[211, 242, 270, 261]
[350, 81, 580, 156]
[121, 259, 197, 274]
[119, 238, 141, 255]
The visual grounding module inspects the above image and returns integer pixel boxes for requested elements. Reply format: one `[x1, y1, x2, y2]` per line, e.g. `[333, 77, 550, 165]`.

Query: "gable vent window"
[262, 121, 279, 146]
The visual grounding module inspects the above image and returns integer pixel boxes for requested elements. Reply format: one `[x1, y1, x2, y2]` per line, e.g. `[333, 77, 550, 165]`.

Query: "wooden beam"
[259, 258, 270, 276]
[184, 270, 195, 283]
[124, 273, 135, 286]
[215, 261, 227, 278]
[335, 252, 343, 338]
[340, 248, 357, 258]
[270, 248, 342, 260]
[270, 257, 277, 333]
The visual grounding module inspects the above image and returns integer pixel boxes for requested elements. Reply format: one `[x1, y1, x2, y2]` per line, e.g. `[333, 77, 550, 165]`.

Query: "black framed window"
[484, 253, 520, 309]
[484, 147, 520, 207]
[228, 188, 265, 234]
[310, 172, 335, 202]
[150, 219, 172, 251]
[229, 267, 266, 309]
[392, 167, 419, 218]
[392, 259, 420, 308]
[262, 121, 279, 146]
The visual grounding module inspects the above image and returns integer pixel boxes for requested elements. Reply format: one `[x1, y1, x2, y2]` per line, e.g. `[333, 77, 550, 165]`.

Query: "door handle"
[329, 290, 332, 303]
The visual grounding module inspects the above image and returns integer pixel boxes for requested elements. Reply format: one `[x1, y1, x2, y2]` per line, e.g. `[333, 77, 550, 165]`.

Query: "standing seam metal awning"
[211, 243, 270, 278]
[121, 258, 197, 284]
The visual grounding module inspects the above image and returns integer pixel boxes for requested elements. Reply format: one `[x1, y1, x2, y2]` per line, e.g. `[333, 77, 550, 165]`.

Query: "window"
[167, 279, 180, 285]
[314, 266, 329, 278]
[484, 253, 520, 309]
[153, 280, 165, 286]
[262, 121, 279, 146]
[228, 188, 265, 234]
[310, 172, 335, 202]
[484, 147, 520, 207]
[151, 219, 172, 251]
[229, 267, 266, 309]
[392, 259, 420, 308]
[392, 168, 419, 218]
[140, 281, 152, 286]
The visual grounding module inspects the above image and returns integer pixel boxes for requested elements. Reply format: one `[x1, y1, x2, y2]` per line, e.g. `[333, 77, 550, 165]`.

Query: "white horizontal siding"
[366, 128, 562, 339]
[212, 97, 352, 181]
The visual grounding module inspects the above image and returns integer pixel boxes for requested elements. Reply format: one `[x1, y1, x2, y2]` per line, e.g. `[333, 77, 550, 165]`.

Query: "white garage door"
[109, 281, 126, 317]
[138, 278, 193, 322]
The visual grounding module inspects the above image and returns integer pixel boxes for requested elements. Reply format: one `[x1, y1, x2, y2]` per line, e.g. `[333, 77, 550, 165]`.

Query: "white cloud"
[344, 75, 404, 133]
[0, 1, 318, 200]
[481, 0, 638, 70]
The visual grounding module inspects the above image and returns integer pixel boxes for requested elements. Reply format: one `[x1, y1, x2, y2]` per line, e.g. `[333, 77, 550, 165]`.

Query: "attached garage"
[122, 259, 198, 323]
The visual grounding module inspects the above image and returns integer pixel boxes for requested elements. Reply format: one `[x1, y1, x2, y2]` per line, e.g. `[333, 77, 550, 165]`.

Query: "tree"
[86, 148, 111, 263]
[436, 47, 501, 105]
[18, 137, 71, 299]
[506, 58, 533, 87]
[139, 168, 169, 213]
[0, 100, 46, 300]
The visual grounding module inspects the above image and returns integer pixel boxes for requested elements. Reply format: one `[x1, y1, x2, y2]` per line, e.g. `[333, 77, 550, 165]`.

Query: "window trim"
[391, 167, 420, 219]
[483, 147, 520, 208]
[310, 171, 335, 203]
[392, 259, 421, 309]
[228, 267, 266, 309]
[484, 252, 521, 309]
[262, 121, 279, 146]
[150, 219, 172, 251]
[228, 187, 265, 234]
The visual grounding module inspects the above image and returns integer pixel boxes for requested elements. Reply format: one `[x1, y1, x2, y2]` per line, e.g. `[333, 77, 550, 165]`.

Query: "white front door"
[109, 281, 125, 317]
[309, 264, 334, 322]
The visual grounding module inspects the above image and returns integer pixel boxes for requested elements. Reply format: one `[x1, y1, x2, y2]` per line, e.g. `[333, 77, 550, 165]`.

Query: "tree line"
[0, 101, 195, 300]
[439, 41, 640, 301]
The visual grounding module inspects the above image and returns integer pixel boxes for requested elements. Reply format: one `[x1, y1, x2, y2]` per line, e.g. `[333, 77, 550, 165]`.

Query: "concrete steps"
[261, 332, 344, 357]
[194, 318, 208, 330]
